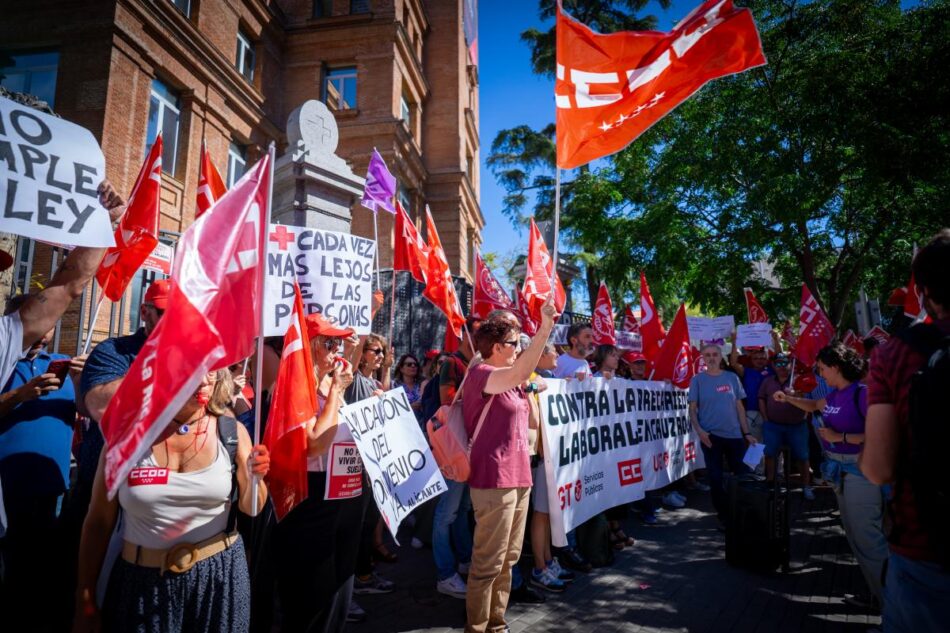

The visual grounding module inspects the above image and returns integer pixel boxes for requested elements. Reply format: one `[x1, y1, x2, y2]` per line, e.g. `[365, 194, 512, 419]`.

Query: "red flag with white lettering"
[842, 329, 865, 356]
[743, 287, 769, 324]
[394, 202, 430, 284]
[516, 288, 539, 337]
[99, 153, 271, 497]
[423, 207, 465, 338]
[522, 219, 567, 326]
[196, 139, 228, 219]
[472, 252, 514, 319]
[555, 0, 766, 168]
[793, 284, 835, 367]
[622, 305, 640, 334]
[95, 136, 162, 301]
[265, 282, 316, 521]
[640, 271, 666, 360]
[650, 304, 694, 388]
[591, 282, 616, 345]
[867, 326, 890, 344]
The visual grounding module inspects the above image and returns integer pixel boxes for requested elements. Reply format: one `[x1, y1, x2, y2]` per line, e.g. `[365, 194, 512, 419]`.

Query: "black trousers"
[272, 472, 364, 633]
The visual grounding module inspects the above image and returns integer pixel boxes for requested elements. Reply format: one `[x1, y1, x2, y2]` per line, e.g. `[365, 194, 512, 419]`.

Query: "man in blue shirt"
[0, 294, 83, 631]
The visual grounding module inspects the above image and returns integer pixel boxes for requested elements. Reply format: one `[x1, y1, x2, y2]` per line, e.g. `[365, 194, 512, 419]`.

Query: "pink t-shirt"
[462, 362, 532, 489]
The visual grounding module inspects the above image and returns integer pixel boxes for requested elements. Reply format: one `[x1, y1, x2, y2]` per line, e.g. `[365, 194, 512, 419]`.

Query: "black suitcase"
[724, 449, 791, 572]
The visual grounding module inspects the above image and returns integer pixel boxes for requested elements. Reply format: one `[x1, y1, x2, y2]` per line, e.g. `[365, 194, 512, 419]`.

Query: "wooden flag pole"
[250, 142, 276, 517]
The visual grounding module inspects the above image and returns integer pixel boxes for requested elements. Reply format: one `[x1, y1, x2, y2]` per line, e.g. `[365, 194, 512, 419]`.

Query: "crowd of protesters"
[0, 145, 947, 633]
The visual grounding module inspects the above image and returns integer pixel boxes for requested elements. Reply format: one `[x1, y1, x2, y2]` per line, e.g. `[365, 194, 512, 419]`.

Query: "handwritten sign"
[263, 223, 376, 336]
[736, 322, 773, 349]
[686, 315, 735, 342]
[0, 95, 115, 247]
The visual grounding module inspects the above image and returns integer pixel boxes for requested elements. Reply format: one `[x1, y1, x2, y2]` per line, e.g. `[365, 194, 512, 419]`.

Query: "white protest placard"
[338, 389, 446, 541]
[736, 322, 773, 349]
[0, 95, 115, 247]
[539, 377, 704, 546]
[549, 324, 569, 345]
[264, 223, 376, 336]
[616, 330, 643, 351]
[686, 315, 735, 342]
[142, 241, 174, 275]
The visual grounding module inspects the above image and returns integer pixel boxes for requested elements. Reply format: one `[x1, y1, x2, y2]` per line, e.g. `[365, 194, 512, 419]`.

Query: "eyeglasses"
[323, 338, 342, 351]
[501, 340, 520, 348]
[366, 348, 384, 356]
[403, 362, 418, 367]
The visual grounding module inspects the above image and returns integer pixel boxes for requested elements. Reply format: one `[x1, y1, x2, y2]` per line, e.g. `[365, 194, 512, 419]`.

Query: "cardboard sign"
[686, 315, 735, 342]
[142, 241, 174, 275]
[338, 389, 446, 542]
[324, 441, 364, 500]
[539, 378, 704, 547]
[616, 330, 643, 351]
[263, 223, 376, 336]
[0, 95, 115, 247]
[736, 322, 773, 349]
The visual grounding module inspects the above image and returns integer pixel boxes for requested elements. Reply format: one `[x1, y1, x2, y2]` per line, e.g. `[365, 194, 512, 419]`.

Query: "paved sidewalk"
[353, 482, 882, 633]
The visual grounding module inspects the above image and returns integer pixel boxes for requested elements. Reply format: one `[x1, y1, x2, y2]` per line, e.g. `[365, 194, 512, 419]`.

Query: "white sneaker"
[671, 491, 687, 505]
[411, 537, 424, 549]
[436, 573, 467, 599]
[662, 492, 686, 508]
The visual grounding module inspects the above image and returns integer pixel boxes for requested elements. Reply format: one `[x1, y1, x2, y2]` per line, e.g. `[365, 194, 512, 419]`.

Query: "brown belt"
[121, 531, 239, 575]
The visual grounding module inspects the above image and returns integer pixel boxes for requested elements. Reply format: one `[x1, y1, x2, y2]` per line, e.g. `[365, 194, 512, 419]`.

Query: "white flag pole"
[81, 296, 105, 355]
[250, 142, 276, 517]
[372, 211, 383, 292]
[550, 168, 562, 301]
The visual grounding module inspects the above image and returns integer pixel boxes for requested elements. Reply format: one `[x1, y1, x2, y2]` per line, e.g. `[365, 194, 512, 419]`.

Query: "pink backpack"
[426, 362, 494, 483]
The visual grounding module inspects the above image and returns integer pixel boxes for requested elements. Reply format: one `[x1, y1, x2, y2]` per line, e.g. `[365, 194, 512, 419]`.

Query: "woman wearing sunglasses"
[758, 353, 813, 500]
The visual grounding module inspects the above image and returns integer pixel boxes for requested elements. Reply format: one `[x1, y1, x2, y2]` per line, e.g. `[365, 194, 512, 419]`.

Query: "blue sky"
[477, 0, 700, 274]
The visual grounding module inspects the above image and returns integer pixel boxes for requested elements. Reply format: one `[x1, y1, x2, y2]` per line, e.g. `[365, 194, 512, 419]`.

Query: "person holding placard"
[463, 298, 556, 633]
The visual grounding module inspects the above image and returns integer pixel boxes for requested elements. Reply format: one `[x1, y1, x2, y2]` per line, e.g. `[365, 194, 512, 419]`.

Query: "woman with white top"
[73, 369, 270, 633]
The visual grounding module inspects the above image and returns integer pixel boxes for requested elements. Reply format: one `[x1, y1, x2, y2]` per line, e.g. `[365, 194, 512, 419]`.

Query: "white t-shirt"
[0, 311, 26, 388]
[554, 354, 592, 380]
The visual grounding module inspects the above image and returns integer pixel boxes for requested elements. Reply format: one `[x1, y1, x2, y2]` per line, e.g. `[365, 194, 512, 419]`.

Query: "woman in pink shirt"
[463, 299, 556, 633]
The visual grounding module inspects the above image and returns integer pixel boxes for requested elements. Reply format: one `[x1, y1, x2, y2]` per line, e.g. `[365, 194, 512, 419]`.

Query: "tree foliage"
[488, 0, 950, 326]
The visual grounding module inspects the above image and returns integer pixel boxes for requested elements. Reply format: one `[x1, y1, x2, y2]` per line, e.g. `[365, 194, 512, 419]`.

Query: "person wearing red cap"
[271, 311, 362, 633]
[622, 351, 649, 380]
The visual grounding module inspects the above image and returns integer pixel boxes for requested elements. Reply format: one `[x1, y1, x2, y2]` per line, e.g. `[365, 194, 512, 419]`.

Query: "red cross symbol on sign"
[269, 225, 296, 251]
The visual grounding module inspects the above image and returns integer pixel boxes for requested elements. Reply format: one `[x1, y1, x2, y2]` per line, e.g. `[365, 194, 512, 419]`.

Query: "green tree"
[488, 0, 950, 327]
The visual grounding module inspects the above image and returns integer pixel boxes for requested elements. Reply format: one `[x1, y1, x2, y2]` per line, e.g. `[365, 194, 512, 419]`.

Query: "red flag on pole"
[394, 202, 430, 284]
[842, 329, 865, 356]
[516, 288, 539, 337]
[423, 207, 466, 338]
[650, 304, 694, 388]
[555, 0, 766, 169]
[95, 136, 162, 301]
[743, 287, 769, 324]
[196, 139, 227, 219]
[522, 219, 566, 326]
[640, 271, 666, 360]
[903, 273, 925, 320]
[265, 282, 316, 521]
[99, 152, 271, 497]
[472, 252, 514, 319]
[591, 282, 617, 345]
[622, 305, 640, 334]
[793, 284, 835, 367]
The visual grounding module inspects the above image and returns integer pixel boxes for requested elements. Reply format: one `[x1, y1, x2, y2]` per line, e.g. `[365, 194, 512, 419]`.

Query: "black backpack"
[895, 324, 950, 567]
[217, 415, 241, 532]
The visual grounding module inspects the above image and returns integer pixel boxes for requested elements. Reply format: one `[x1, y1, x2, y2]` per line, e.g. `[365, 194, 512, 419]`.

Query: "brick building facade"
[0, 0, 481, 354]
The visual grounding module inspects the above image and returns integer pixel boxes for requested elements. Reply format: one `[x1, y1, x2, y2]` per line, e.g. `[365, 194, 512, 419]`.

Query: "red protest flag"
[591, 282, 617, 345]
[867, 326, 890, 344]
[903, 273, 925, 320]
[842, 329, 865, 356]
[99, 152, 271, 497]
[423, 207, 466, 338]
[743, 287, 769, 324]
[650, 304, 694, 388]
[639, 271, 666, 360]
[516, 288, 539, 337]
[196, 139, 228, 219]
[622, 305, 640, 334]
[555, 0, 766, 169]
[522, 219, 566, 326]
[95, 136, 162, 301]
[394, 202, 430, 284]
[793, 284, 835, 367]
[472, 252, 515, 319]
[265, 282, 316, 521]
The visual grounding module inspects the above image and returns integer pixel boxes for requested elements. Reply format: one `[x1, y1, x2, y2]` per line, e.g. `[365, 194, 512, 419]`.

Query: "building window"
[323, 67, 357, 112]
[0, 50, 59, 106]
[400, 94, 411, 126]
[235, 30, 255, 82]
[227, 142, 247, 188]
[398, 184, 411, 213]
[351, 0, 370, 12]
[170, 0, 191, 17]
[145, 79, 181, 176]
[11, 237, 34, 296]
[313, 0, 333, 17]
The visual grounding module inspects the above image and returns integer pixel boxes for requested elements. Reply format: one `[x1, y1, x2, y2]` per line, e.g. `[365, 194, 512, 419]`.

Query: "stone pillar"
[272, 100, 364, 232]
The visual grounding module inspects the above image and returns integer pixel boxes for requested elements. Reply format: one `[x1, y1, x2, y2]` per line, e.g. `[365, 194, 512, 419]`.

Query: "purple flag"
[361, 148, 397, 214]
